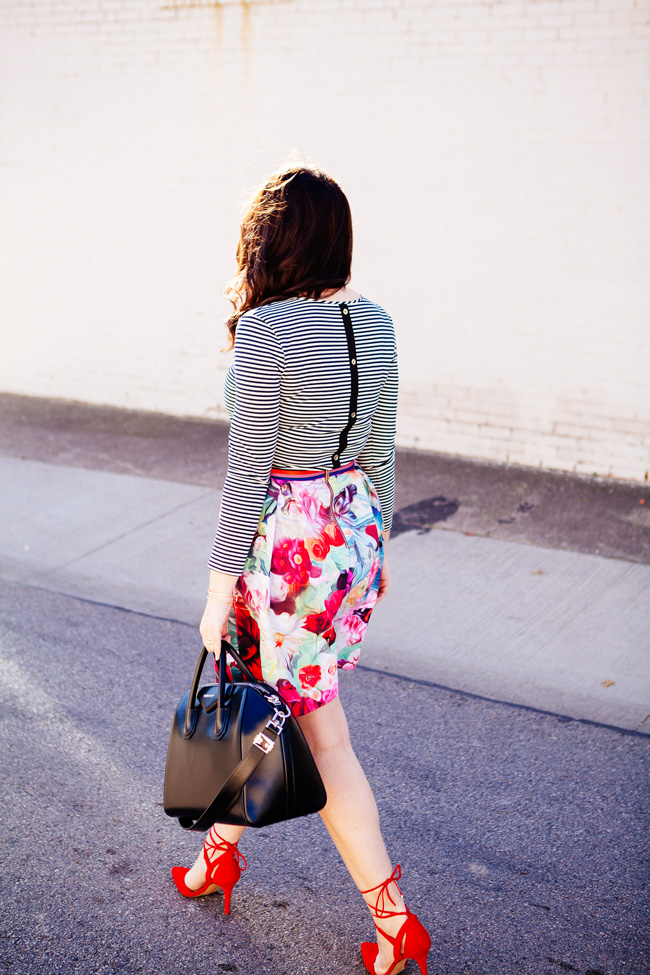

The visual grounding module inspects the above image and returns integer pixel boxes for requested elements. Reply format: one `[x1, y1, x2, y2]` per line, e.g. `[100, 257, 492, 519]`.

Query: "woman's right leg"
[184, 823, 246, 891]
[297, 695, 412, 974]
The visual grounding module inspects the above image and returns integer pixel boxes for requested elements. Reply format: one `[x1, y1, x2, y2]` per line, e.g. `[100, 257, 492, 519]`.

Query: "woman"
[170, 166, 431, 975]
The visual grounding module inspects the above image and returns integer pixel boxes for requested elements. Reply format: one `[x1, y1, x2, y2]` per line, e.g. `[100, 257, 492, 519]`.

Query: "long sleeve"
[208, 312, 284, 574]
[357, 349, 398, 532]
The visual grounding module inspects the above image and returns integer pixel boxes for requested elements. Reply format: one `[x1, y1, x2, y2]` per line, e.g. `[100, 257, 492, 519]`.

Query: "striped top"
[209, 294, 398, 575]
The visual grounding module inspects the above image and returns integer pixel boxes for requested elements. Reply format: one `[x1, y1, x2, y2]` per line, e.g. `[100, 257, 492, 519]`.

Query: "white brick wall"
[1, 0, 649, 480]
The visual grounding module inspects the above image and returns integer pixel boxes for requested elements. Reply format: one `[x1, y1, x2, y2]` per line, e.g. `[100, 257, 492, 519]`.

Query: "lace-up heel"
[171, 827, 247, 914]
[360, 866, 431, 975]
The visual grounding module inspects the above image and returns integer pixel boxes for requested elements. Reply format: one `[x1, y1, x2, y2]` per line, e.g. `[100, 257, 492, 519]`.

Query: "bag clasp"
[253, 731, 275, 754]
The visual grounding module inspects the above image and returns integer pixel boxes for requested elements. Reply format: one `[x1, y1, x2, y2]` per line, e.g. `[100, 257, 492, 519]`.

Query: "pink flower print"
[259, 611, 305, 671]
[251, 532, 267, 557]
[276, 679, 321, 716]
[298, 664, 322, 688]
[324, 521, 346, 547]
[365, 523, 380, 545]
[297, 697, 321, 715]
[319, 687, 339, 706]
[345, 561, 379, 609]
[367, 558, 381, 590]
[338, 648, 360, 670]
[362, 588, 378, 613]
[303, 581, 350, 646]
[275, 679, 302, 708]
[293, 486, 330, 534]
[324, 586, 346, 620]
[341, 610, 367, 645]
[271, 538, 321, 590]
[269, 573, 290, 605]
[239, 574, 267, 616]
[305, 533, 331, 562]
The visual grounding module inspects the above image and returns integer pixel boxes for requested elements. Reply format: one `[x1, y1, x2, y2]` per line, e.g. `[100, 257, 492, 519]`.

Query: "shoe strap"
[203, 827, 248, 872]
[371, 914, 412, 956]
[361, 865, 409, 923]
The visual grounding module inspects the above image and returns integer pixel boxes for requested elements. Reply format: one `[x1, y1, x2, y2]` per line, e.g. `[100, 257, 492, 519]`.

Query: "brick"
[0, 0, 648, 483]
[555, 0, 598, 12]
[536, 13, 576, 28]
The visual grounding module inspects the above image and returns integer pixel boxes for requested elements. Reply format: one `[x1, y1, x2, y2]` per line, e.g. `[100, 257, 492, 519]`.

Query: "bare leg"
[298, 696, 409, 975]
[184, 822, 246, 892]
[181, 695, 410, 973]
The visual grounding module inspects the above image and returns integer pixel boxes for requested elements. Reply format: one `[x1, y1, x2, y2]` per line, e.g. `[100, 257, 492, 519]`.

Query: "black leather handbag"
[163, 641, 327, 831]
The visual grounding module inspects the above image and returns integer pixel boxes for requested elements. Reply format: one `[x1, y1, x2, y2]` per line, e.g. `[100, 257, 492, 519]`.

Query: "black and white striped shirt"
[209, 294, 398, 575]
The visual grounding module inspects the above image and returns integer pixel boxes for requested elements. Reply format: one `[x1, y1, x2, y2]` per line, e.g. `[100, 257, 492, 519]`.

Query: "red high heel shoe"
[360, 866, 431, 975]
[171, 827, 247, 915]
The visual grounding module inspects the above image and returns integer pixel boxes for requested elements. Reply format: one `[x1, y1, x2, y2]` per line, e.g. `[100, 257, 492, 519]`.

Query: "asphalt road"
[1, 580, 648, 975]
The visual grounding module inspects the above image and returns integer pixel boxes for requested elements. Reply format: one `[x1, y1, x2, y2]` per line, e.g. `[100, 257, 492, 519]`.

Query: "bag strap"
[179, 642, 291, 831]
[179, 716, 280, 831]
[331, 301, 358, 466]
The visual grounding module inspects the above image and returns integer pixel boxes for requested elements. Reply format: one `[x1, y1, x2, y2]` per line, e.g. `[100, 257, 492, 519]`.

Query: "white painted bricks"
[1, 0, 648, 481]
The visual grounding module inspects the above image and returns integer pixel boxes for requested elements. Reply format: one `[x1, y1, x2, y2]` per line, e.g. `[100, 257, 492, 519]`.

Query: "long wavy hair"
[224, 166, 353, 347]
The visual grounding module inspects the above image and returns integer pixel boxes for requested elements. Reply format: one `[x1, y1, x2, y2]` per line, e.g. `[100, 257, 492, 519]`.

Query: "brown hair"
[224, 166, 353, 347]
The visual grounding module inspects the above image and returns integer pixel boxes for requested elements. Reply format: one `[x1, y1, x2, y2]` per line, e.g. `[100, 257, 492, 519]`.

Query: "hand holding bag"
[163, 641, 327, 831]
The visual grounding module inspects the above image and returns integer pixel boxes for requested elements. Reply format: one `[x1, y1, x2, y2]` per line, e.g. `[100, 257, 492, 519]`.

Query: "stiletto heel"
[413, 952, 429, 975]
[222, 883, 234, 915]
[360, 866, 431, 975]
[171, 827, 247, 915]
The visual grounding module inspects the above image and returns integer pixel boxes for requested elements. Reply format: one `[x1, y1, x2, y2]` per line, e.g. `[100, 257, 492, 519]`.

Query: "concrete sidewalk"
[1, 396, 649, 975]
[3, 392, 650, 564]
[1, 452, 648, 732]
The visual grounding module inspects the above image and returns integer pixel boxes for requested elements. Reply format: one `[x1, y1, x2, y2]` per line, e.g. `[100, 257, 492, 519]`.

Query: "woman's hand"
[201, 569, 238, 657]
[199, 599, 231, 658]
[375, 554, 390, 605]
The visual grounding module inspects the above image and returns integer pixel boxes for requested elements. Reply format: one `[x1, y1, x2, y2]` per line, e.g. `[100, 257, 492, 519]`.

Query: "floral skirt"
[216, 461, 384, 716]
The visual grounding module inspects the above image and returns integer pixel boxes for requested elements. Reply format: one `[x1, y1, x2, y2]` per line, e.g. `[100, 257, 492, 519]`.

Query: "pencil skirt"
[216, 461, 385, 716]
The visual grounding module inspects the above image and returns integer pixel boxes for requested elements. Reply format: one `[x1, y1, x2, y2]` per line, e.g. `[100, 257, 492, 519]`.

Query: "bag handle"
[183, 640, 260, 737]
[179, 641, 292, 832]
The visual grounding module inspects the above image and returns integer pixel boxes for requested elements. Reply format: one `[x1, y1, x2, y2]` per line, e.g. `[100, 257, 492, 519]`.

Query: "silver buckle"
[253, 731, 275, 754]
[267, 716, 285, 735]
